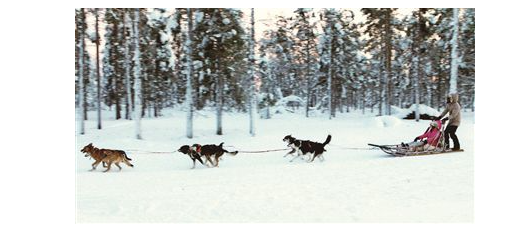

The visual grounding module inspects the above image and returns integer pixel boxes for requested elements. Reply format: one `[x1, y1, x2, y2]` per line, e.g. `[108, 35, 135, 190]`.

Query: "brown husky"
[80, 143, 134, 172]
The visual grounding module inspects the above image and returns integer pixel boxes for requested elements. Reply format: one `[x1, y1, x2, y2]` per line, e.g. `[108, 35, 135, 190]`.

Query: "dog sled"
[368, 119, 464, 157]
[367, 143, 463, 157]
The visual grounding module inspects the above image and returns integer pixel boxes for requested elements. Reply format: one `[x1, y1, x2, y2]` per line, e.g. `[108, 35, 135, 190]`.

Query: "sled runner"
[368, 119, 463, 157]
[367, 143, 463, 157]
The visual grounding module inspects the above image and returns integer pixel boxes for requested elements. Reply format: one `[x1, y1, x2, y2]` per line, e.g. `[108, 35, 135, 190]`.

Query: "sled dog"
[178, 143, 238, 168]
[283, 135, 332, 162]
[80, 143, 133, 172]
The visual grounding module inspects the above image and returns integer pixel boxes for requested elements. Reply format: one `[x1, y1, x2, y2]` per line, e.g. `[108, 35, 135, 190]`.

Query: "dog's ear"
[178, 145, 189, 153]
[88, 143, 93, 146]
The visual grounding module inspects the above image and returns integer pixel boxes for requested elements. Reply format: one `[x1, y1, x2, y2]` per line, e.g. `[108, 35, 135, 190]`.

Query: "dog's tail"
[120, 151, 132, 161]
[223, 149, 238, 156]
[323, 135, 332, 146]
[219, 142, 237, 155]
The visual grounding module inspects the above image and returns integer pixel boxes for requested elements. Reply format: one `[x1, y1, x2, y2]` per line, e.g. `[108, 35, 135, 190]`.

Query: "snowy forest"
[75, 8, 475, 138]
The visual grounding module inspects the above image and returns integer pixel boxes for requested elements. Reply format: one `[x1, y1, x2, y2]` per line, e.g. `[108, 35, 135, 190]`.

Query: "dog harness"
[196, 145, 201, 153]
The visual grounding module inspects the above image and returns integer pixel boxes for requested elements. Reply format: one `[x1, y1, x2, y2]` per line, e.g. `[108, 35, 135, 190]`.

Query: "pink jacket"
[417, 120, 442, 146]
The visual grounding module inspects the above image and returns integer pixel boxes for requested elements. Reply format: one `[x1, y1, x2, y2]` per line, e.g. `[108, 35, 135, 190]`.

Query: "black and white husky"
[283, 134, 332, 162]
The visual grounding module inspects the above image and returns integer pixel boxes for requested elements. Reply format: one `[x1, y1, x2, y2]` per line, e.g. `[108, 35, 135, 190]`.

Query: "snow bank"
[271, 95, 305, 114]
[392, 104, 440, 120]
[372, 115, 403, 128]
[379, 115, 403, 127]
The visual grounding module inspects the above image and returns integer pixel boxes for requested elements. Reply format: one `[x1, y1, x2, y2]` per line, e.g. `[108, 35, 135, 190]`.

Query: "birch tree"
[248, 8, 256, 136]
[325, 10, 333, 120]
[94, 8, 102, 129]
[76, 8, 85, 135]
[124, 10, 133, 120]
[185, 8, 194, 138]
[133, 9, 142, 139]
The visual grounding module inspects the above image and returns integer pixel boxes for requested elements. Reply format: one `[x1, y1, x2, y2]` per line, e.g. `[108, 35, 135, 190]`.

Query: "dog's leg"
[289, 151, 302, 162]
[215, 154, 221, 167]
[92, 160, 104, 170]
[284, 149, 296, 157]
[103, 162, 112, 172]
[90, 161, 98, 171]
[115, 163, 122, 170]
[289, 154, 300, 162]
[205, 156, 215, 168]
[308, 153, 318, 162]
[191, 159, 196, 169]
[319, 154, 325, 162]
[196, 155, 204, 165]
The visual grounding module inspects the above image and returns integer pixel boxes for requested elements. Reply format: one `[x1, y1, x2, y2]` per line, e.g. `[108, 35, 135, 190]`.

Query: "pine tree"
[144, 8, 176, 116]
[361, 8, 398, 116]
[412, 9, 429, 121]
[272, 16, 296, 97]
[459, 8, 475, 111]
[449, 8, 460, 95]
[323, 9, 335, 119]
[191, 9, 248, 134]
[102, 8, 125, 120]
[257, 35, 277, 119]
[292, 8, 318, 117]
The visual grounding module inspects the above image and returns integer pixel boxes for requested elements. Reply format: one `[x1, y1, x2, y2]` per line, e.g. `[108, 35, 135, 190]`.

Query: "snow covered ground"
[75, 108, 474, 222]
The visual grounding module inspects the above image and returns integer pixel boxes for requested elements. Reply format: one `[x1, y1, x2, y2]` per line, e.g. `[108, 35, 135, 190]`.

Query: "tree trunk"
[185, 8, 194, 138]
[378, 53, 384, 116]
[449, 8, 460, 94]
[304, 12, 311, 118]
[216, 61, 223, 135]
[305, 51, 311, 118]
[414, 10, 424, 122]
[361, 87, 366, 115]
[384, 9, 392, 115]
[124, 10, 133, 120]
[83, 53, 88, 121]
[437, 65, 443, 111]
[133, 9, 142, 140]
[471, 95, 475, 112]
[414, 57, 420, 122]
[327, 13, 333, 120]
[95, 8, 102, 130]
[112, 21, 121, 120]
[249, 8, 256, 136]
[77, 8, 85, 135]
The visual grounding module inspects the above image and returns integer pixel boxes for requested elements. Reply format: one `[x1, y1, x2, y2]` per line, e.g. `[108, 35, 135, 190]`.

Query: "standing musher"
[437, 93, 461, 151]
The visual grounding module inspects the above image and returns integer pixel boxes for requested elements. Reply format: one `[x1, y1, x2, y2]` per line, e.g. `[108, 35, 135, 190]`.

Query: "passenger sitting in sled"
[401, 120, 443, 152]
